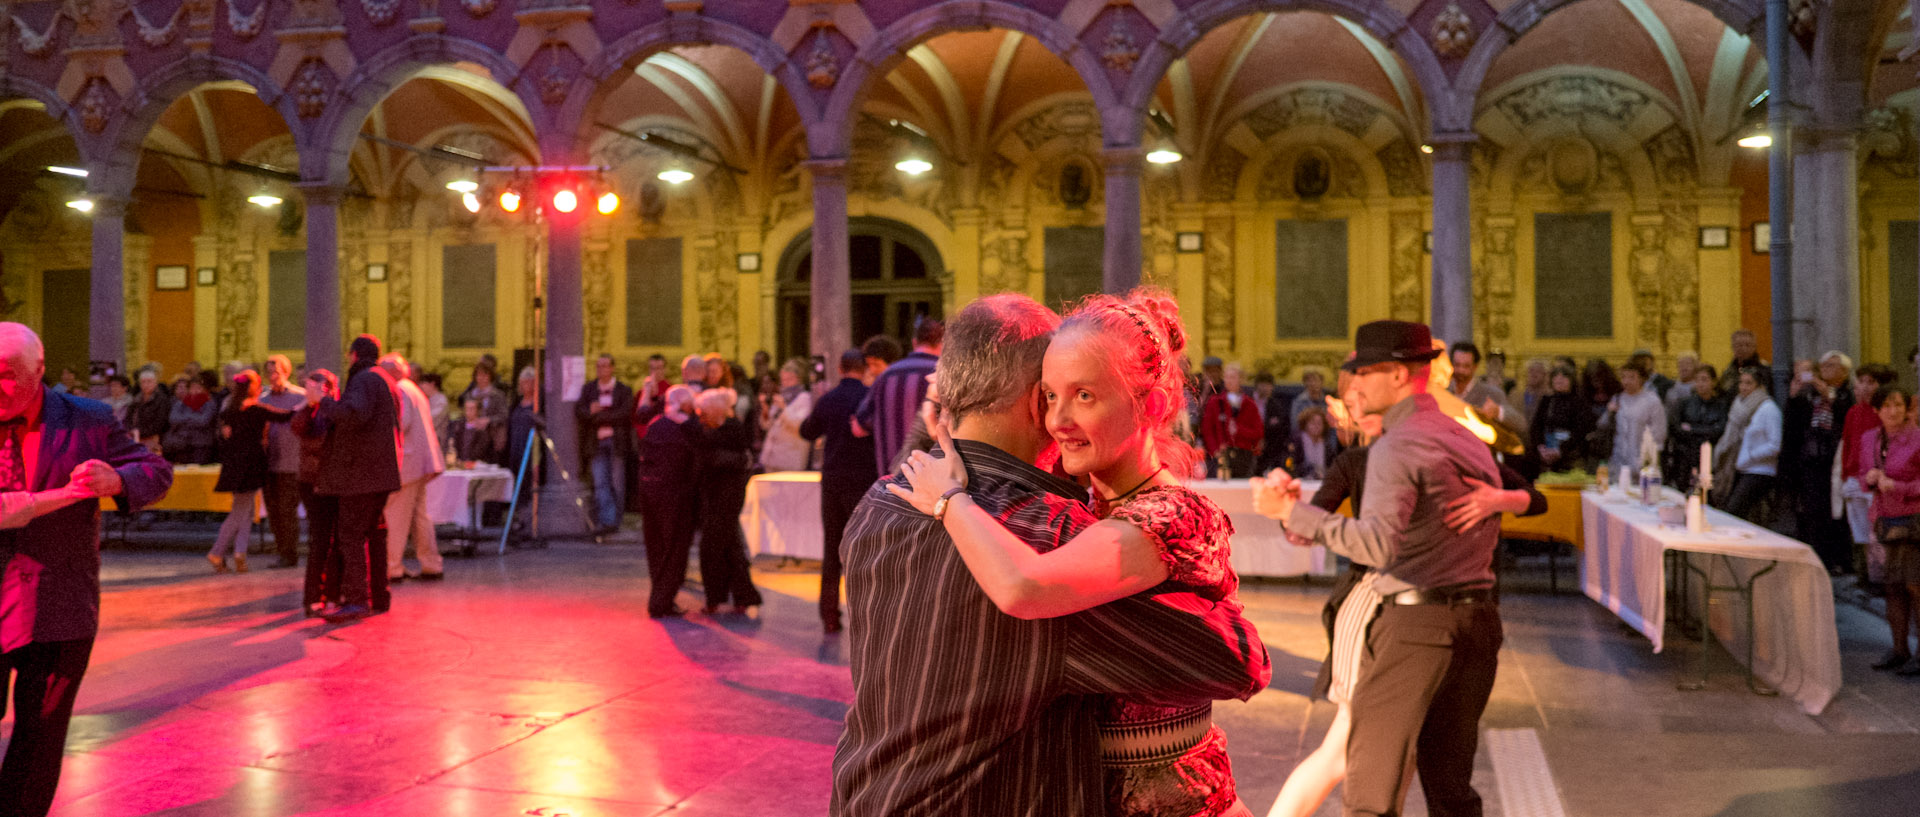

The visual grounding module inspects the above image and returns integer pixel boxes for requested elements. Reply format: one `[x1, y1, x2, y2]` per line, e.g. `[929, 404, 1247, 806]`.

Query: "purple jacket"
[0, 388, 173, 649]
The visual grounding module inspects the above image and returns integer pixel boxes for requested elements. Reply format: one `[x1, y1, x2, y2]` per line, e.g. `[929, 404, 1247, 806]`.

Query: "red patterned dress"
[1092, 484, 1244, 817]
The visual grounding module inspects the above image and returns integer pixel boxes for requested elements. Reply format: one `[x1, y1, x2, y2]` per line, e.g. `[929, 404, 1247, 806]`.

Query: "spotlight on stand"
[597, 189, 619, 215]
[499, 188, 522, 213]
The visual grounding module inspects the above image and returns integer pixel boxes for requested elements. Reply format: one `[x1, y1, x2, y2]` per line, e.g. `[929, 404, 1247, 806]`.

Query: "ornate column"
[1429, 135, 1475, 343]
[88, 195, 130, 370]
[807, 158, 851, 362]
[298, 183, 345, 372]
[1103, 146, 1145, 294]
[1791, 128, 1860, 359]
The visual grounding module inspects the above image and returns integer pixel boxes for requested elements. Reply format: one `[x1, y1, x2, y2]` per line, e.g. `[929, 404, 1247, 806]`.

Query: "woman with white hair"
[694, 388, 763, 614]
[756, 359, 814, 472]
[1786, 350, 1859, 573]
[637, 384, 700, 617]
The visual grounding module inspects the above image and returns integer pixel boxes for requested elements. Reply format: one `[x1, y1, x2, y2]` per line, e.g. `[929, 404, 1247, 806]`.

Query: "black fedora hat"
[1341, 320, 1443, 372]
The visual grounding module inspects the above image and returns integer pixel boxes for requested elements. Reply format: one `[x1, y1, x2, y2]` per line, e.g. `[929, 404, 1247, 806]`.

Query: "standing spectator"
[1666, 364, 1729, 492]
[633, 354, 671, 429]
[1629, 350, 1673, 399]
[1509, 358, 1550, 420]
[693, 388, 763, 614]
[575, 354, 635, 535]
[751, 350, 773, 383]
[855, 317, 942, 472]
[1286, 406, 1342, 480]
[1581, 358, 1623, 455]
[1844, 364, 1902, 585]
[311, 335, 403, 622]
[703, 354, 733, 394]
[758, 359, 815, 472]
[1665, 352, 1702, 415]
[207, 370, 292, 574]
[457, 362, 509, 463]
[102, 375, 133, 428]
[679, 354, 708, 394]
[1291, 368, 1329, 422]
[860, 334, 904, 381]
[417, 373, 449, 439]
[638, 385, 700, 618]
[1861, 385, 1920, 675]
[1599, 359, 1667, 478]
[1785, 351, 1857, 573]
[260, 355, 306, 569]
[1531, 365, 1593, 472]
[800, 350, 877, 633]
[504, 368, 544, 497]
[1723, 368, 1782, 523]
[1482, 349, 1515, 394]
[1446, 341, 1528, 444]
[1201, 362, 1262, 478]
[49, 367, 79, 395]
[1719, 328, 1767, 396]
[0, 323, 171, 817]
[1255, 372, 1291, 474]
[292, 370, 341, 616]
[164, 373, 219, 464]
[381, 354, 447, 583]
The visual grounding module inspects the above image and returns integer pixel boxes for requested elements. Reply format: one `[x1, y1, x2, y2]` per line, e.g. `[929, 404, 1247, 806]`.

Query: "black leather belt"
[1387, 586, 1496, 606]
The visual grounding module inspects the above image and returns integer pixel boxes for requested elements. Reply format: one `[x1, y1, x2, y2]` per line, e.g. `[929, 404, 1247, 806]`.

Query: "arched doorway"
[777, 217, 944, 361]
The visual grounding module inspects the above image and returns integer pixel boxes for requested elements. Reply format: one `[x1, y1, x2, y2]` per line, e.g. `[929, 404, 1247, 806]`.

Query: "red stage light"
[553, 189, 578, 213]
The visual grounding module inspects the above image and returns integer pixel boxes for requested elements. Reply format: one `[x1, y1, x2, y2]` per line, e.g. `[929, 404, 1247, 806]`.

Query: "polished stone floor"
[9, 539, 1920, 816]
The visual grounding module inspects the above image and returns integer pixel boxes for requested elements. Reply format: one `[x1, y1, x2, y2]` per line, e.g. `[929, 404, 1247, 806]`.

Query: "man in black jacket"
[638, 385, 700, 618]
[799, 350, 877, 633]
[310, 335, 403, 622]
[575, 354, 636, 535]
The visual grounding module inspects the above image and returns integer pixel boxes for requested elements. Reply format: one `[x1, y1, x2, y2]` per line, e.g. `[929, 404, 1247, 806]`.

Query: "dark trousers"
[0, 638, 93, 817]
[1794, 465, 1852, 570]
[263, 472, 302, 565]
[698, 513, 762, 610]
[819, 477, 867, 622]
[1345, 601, 1503, 817]
[332, 492, 393, 610]
[640, 485, 696, 615]
[300, 485, 341, 607]
[1724, 472, 1777, 526]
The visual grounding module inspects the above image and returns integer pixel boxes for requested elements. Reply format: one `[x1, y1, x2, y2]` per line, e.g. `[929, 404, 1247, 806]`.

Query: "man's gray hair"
[664, 384, 695, 411]
[695, 387, 736, 415]
[518, 366, 538, 383]
[378, 353, 413, 379]
[936, 294, 1059, 425]
[0, 323, 45, 368]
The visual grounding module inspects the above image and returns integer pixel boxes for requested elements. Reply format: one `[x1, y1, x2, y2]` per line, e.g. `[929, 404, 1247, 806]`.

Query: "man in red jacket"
[1201, 362, 1262, 478]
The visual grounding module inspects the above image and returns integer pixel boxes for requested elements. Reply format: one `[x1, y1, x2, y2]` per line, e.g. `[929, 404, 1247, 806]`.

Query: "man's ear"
[1029, 383, 1047, 424]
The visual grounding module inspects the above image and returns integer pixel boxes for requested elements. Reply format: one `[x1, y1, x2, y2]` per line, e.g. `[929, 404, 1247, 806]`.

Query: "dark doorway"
[777, 218, 945, 362]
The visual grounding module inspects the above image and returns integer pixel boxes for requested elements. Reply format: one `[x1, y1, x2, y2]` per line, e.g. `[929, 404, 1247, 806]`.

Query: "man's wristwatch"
[932, 487, 968, 521]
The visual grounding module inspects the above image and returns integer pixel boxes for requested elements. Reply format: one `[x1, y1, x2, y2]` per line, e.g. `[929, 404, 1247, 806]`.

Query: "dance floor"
[12, 540, 1920, 816]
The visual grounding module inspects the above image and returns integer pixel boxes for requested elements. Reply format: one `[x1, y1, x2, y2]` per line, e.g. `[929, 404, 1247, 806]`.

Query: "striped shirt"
[855, 351, 937, 473]
[832, 440, 1270, 817]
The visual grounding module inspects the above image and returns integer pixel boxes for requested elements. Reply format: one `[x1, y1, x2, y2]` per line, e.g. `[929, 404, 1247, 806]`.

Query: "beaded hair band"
[1111, 303, 1166, 375]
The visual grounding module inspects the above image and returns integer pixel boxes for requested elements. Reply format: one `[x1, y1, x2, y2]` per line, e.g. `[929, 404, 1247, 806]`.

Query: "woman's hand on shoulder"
[886, 423, 968, 515]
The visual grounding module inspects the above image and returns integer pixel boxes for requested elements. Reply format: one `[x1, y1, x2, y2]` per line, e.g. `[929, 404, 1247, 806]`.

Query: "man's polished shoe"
[648, 606, 685, 619]
[388, 574, 408, 584]
[415, 572, 444, 582]
[323, 604, 371, 623]
[1872, 650, 1911, 671]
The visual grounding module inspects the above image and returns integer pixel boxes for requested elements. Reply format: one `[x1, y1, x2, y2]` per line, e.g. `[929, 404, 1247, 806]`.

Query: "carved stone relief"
[124, 237, 149, 369]
[805, 28, 838, 89]
[1202, 213, 1234, 355]
[1388, 212, 1425, 322]
[1644, 126, 1697, 188]
[292, 58, 333, 119]
[1660, 204, 1700, 356]
[583, 240, 611, 355]
[1474, 217, 1516, 348]
[1241, 88, 1379, 142]
[1101, 7, 1140, 74]
[1430, 2, 1475, 59]
[1202, 146, 1247, 203]
[693, 237, 739, 358]
[1013, 101, 1100, 151]
[387, 238, 413, 352]
[1491, 75, 1653, 131]
[1628, 214, 1667, 351]
[1256, 148, 1365, 201]
[1377, 142, 1428, 198]
[1861, 107, 1916, 181]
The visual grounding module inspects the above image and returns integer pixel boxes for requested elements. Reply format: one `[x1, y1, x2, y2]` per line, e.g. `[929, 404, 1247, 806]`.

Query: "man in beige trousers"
[380, 354, 446, 582]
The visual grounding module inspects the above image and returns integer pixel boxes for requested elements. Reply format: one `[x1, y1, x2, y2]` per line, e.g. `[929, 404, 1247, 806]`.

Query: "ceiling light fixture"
[66, 198, 93, 213]
[895, 158, 933, 176]
[48, 166, 88, 178]
[1420, 144, 1435, 154]
[1146, 149, 1182, 165]
[1738, 132, 1772, 149]
[657, 168, 695, 185]
[248, 193, 283, 208]
[446, 179, 479, 194]
[462, 192, 481, 213]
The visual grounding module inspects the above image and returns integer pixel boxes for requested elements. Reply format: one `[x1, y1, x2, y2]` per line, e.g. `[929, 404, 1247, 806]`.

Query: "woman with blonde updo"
[894, 287, 1257, 817]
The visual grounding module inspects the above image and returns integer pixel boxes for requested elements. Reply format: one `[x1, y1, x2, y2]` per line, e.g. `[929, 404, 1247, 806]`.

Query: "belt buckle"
[1391, 589, 1423, 606]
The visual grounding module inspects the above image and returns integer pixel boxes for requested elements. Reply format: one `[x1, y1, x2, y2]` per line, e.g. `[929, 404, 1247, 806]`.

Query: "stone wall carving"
[1490, 75, 1653, 130]
[693, 236, 738, 357]
[1644, 126, 1697, 188]
[583, 238, 611, 355]
[1242, 88, 1379, 142]
[1659, 204, 1700, 356]
[1474, 216, 1516, 348]
[1202, 146, 1247, 203]
[1388, 211, 1425, 322]
[1628, 214, 1667, 351]
[1013, 101, 1101, 151]
[1250, 351, 1348, 381]
[124, 236, 149, 368]
[387, 238, 413, 352]
[1377, 142, 1428, 198]
[1255, 147, 1365, 201]
[1203, 213, 1234, 355]
[341, 200, 370, 340]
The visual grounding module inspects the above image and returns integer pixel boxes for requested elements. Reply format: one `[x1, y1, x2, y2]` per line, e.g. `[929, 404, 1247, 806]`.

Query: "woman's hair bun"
[1128, 288, 1186, 358]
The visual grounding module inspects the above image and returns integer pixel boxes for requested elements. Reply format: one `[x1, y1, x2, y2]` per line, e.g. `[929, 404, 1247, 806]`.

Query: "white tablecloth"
[1191, 480, 1332, 578]
[1580, 489, 1841, 714]
[425, 466, 515, 526]
[739, 473, 1334, 577]
[742, 472, 826, 559]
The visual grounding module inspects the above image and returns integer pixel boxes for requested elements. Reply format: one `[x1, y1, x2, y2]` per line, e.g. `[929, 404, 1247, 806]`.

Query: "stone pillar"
[807, 159, 851, 361]
[1429, 137, 1475, 344]
[1103, 146, 1145, 294]
[88, 196, 130, 371]
[540, 211, 589, 535]
[1791, 130, 1860, 359]
[298, 183, 345, 372]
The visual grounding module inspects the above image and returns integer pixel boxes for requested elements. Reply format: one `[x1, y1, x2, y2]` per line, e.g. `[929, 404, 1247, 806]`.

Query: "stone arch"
[95, 55, 300, 199]
[1446, 0, 1764, 132]
[1126, 0, 1448, 141]
[1475, 67, 1681, 203]
[0, 75, 75, 146]
[1237, 123, 1394, 202]
[561, 16, 819, 154]
[819, 1, 1123, 158]
[308, 36, 543, 188]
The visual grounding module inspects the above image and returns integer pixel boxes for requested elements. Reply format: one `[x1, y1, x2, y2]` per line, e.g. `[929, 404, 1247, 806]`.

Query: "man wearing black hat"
[1253, 319, 1504, 817]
